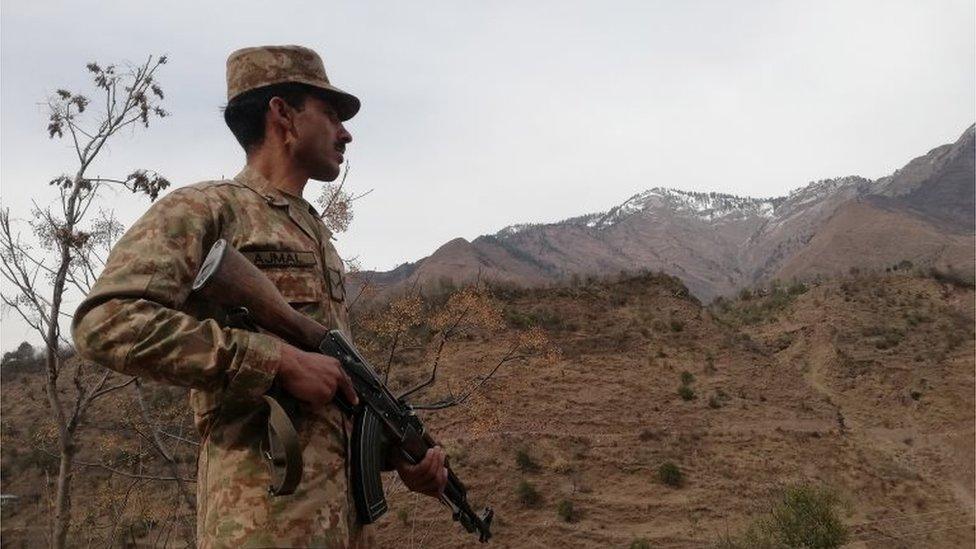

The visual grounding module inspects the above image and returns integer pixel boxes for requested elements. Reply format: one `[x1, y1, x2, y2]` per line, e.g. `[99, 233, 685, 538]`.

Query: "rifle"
[191, 239, 493, 543]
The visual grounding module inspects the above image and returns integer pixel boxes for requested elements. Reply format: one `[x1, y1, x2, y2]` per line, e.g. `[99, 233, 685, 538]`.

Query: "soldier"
[72, 45, 447, 548]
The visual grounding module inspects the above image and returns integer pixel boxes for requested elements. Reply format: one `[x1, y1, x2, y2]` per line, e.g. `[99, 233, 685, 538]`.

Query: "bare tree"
[356, 284, 558, 411]
[315, 162, 373, 234]
[0, 54, 170, 549]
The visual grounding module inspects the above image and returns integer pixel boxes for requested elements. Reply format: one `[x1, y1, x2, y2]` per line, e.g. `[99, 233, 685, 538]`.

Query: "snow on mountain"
[784, 176, 871, 207]
[495, 176, 881, 238]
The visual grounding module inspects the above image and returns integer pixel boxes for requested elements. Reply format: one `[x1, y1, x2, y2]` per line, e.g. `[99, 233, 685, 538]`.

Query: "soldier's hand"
[276, 343, 359, 407]
[395, 446, 448, 498]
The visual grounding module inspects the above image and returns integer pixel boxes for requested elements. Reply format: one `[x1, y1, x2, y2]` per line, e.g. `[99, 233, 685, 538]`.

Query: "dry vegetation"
[2, 267, 973, 547]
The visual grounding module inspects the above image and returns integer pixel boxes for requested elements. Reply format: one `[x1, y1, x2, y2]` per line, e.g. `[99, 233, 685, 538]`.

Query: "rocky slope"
[358, 125, 975, 302]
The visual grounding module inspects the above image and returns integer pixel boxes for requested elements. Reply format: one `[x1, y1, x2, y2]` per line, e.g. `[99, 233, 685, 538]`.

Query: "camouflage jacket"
[72, 166, 370, 548]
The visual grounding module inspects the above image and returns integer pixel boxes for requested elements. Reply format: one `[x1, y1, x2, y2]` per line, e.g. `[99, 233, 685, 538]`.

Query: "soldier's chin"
[311, 167, 340, 182]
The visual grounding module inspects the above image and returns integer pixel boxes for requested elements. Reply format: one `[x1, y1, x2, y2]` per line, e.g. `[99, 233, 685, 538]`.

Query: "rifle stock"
[192, 239, 327, 351]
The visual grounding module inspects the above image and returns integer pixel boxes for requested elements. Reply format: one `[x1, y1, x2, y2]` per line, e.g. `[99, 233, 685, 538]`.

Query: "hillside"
[1, 269, 973, 547]
[356, 125, 975, 302]
[368, 269, 975, 547]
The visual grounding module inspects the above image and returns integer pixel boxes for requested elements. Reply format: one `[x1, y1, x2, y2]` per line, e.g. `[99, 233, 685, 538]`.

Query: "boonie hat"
[226, 45, 361, 121]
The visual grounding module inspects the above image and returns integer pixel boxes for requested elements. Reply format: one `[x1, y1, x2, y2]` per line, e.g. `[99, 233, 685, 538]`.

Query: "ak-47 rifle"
[191, 239, 493, 543]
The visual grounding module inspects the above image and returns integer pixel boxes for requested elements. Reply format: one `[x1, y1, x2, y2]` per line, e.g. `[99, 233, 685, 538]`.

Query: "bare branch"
[346, 274, 372, 312]
[88, 374, 137, 401]
[74, 460, 195, 483]
[158, 430, 199, 447]
[131, 380, 195, 512]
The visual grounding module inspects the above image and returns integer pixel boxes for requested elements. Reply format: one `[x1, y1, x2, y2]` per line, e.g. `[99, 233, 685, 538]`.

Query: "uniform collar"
[234, 165, 291, 207]
[233, 165, 333, 241]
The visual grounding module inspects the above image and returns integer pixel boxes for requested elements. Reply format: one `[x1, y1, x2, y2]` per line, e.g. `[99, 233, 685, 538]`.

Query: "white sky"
[1, 0, 974, 351]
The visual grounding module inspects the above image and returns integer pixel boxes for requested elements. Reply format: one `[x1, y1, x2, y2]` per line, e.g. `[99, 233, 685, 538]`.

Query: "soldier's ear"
[267, 96, 298, 141]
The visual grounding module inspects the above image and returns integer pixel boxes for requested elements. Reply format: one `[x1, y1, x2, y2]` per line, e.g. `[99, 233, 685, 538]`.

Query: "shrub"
[670, 319, 685, 332]
[556, 499, 576, 522]
[862, 325, 904, 350]
[678, 385, 696, 401]
[657, 462, 683, 487]
[638, 429, 661, 442]
[708, 394, 723, 409]
[449, 445, 468, 465]
[515, 447, 539, 472]
[718, 484, 848, 548]
[787, 281, 808, 295]
[516, 480, 542, 507]
[680, 371, 695, 385]
[875, 330, 904, 350]
[396, 508, 410, 525]
[905, 311, 929, 326]
[550, 457, 574, 474]
[505, 307, 566, 330]
[629, 539, 651, 549]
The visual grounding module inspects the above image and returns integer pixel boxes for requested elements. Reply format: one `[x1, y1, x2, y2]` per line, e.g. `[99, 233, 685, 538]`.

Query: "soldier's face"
[291, 94, 352, 182]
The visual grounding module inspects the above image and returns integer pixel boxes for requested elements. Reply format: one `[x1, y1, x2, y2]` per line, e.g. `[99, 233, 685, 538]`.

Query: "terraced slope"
[372, 271, 974, 548]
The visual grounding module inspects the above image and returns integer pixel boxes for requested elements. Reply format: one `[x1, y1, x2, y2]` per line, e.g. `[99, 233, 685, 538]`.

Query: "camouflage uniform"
[72, 166, 370, 548]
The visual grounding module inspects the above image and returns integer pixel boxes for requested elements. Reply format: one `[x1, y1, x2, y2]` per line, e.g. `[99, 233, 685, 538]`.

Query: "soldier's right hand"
[276, 344, 359, 407]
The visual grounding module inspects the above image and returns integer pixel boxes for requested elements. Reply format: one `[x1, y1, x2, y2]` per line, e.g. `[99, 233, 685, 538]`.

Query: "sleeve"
[71, 186, 280, 399]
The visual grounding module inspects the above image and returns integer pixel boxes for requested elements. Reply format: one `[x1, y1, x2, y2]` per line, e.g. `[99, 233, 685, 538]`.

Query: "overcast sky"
[1, 0, 973, 350]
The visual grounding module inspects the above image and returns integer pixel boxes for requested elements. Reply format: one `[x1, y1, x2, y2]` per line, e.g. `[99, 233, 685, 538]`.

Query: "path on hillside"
[786, 324, 975, 547]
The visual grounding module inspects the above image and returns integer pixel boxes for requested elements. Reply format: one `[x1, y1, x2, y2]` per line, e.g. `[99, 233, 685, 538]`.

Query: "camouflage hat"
[226, 45, 361, 121]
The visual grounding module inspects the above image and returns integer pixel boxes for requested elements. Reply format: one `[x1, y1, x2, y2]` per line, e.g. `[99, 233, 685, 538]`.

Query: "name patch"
[243, 250, 317, 269]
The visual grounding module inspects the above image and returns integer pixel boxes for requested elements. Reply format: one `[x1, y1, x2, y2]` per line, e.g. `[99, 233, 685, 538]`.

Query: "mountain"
[356, 125, 975, 301]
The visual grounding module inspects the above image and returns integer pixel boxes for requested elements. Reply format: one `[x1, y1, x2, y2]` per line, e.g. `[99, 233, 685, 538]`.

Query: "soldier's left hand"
[394, 446, 448, 498]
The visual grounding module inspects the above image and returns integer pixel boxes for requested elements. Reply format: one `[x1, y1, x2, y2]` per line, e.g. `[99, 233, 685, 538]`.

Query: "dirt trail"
[780, 304, 975, 546]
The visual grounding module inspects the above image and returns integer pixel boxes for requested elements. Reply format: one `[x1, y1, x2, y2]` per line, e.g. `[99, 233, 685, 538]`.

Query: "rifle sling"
[262, 395, 303, 496]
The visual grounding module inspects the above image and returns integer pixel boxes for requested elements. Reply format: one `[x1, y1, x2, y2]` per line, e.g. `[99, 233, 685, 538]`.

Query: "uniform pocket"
[262, 268, 325, 305]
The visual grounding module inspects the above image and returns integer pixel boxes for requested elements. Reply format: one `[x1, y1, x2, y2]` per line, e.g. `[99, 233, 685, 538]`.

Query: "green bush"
[875, 332, 903, 350]
[504, 307, 566, 330]
[670, 319, 685, 332]
[556, 499, 576, 522]
[680, 370, 695, 385]
[678, 385, 696, 401]
[862, 325, 904, 350]
[629, 538, 652, 549]
[516, 480, 542, 507]
[787, 281, 808, 296]
[657, 462, 683, 487]
[718, 484, 848, 548]
[515, 447, 539, 472]
[715, 285, 803, 326]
